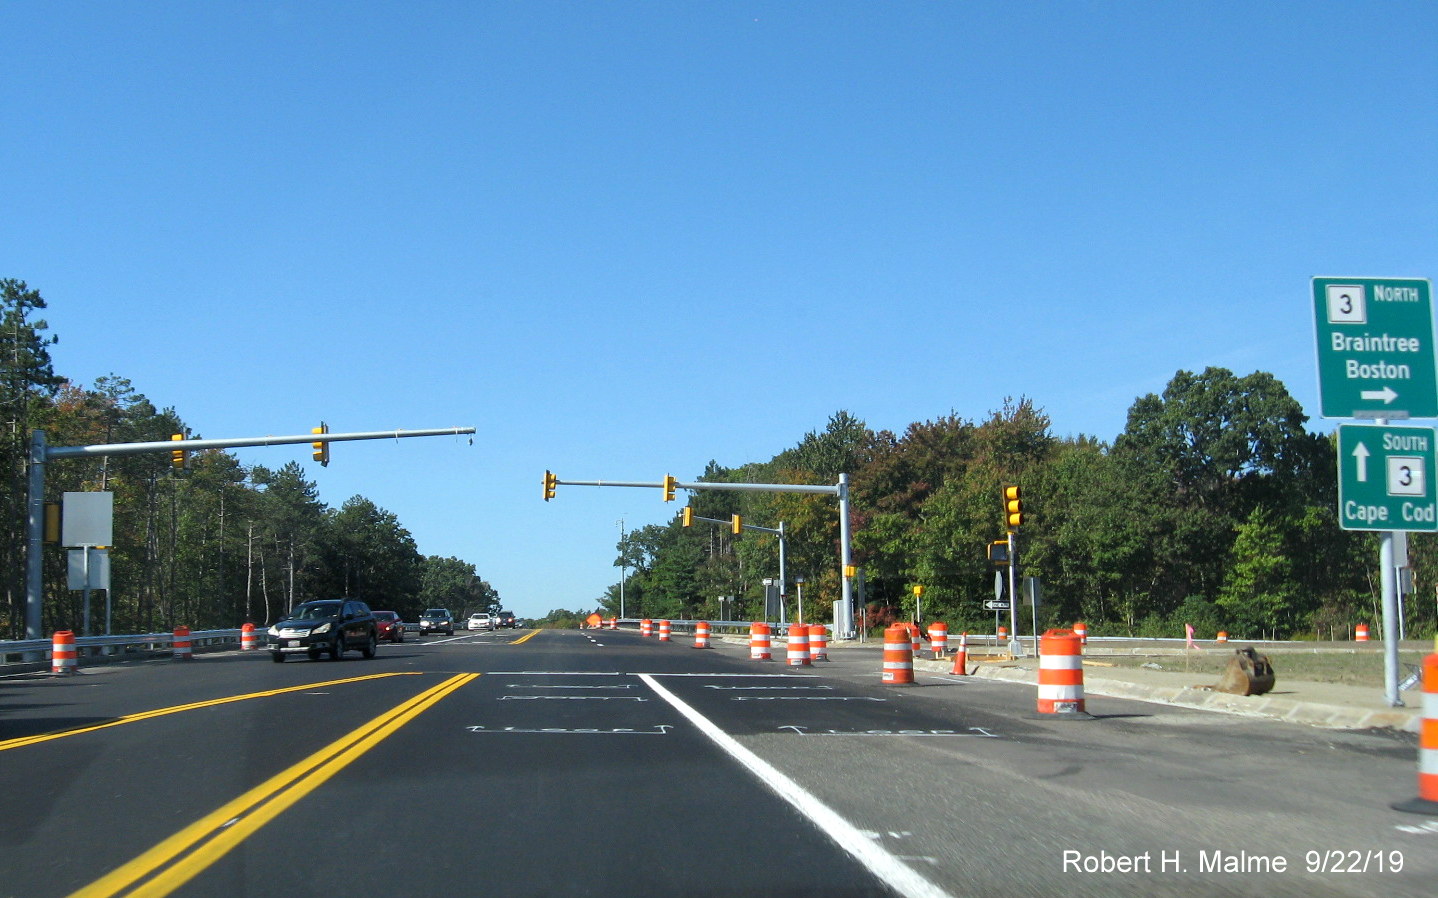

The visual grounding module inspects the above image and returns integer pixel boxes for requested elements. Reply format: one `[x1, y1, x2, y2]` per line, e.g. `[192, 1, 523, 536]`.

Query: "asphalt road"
[1, 628, 1434, 898]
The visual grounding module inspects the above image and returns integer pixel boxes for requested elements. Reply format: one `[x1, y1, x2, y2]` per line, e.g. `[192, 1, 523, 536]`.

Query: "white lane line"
[637, 673, 954, 898]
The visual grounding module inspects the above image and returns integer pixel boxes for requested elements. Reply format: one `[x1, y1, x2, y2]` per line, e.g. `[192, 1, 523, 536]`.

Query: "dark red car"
[373, 610, 405, 643]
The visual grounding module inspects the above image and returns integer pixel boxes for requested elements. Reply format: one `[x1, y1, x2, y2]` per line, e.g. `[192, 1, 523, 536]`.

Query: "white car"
[468, 613, 494, 631]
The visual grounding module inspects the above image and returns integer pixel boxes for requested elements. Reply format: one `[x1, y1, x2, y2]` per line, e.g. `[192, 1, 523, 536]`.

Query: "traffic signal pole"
[547, 472, 856, 637]
[25, 426, 474, 642]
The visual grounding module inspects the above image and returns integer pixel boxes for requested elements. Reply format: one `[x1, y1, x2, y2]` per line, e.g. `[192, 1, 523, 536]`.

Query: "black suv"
[498, 611, 516, 628]
[419, 608, 455, 636]
[268, 599, 379, 662]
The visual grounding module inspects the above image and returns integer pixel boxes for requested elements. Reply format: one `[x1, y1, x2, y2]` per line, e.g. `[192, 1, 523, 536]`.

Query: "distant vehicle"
[373, 610, 404, 643]
[419, 609, 454, 636]
[497, 611, 516, 628]
[468, 612, 494, 631]
[267, 599, 378, 662]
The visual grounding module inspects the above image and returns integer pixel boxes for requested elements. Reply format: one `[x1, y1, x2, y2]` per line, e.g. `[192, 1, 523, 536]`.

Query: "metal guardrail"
[0, 629, 245, 664]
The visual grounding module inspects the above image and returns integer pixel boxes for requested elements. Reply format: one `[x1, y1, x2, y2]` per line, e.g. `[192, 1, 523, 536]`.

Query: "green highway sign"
[1337, 423, 1438, 531]
[1313, 277, 1436, 419]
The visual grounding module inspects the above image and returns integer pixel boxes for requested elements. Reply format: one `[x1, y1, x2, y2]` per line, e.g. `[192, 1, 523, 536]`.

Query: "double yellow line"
[70, 673, 478, 898]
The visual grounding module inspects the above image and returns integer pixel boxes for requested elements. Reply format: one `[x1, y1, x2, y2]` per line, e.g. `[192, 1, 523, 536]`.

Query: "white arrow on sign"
[1360, 386, 1399, 404]
[1352, 441, 1370, 482]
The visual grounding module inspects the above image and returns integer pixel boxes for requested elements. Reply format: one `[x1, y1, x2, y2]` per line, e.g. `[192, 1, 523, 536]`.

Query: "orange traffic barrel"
[658, 620, 671, 642]
[1037, 629, 1086, 715]
[786, 624, 810, 666]
[808, 624, 828, 661]
[998, 625, 1008, 643]
[1073, 621, 1087, 645]
[750, 622, 772, 660]
[1356, 624, 1370, 642]
[928, 622, 948, 658]
[906, 623, 921, 657]
[173, 626, 193, 661]
[51, 630, 77, 675]
[693, 621, 711, 649]
[882, 623, 914, 684]
[1216, 631, 1228, 644]
[607, 617, 617, 630]
[1392, 646, 1438, 815]
[950, 632, 969, 675]
[241, 622, 258, 651]
[641, 618, 653, 637]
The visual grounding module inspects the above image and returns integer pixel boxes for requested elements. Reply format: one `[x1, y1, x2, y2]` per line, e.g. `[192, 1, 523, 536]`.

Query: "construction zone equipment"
[1356, 624, 1370, 642]
[172, 626, 193, 661]
[882, 623, 914, 685]
[950, 632, 969, 675]
[809, 624, 829, 661]
[1213, 647, 1276, 696]
[1037, 629, 1087, 715]
[906, 623, 922, 657]
[1073, 621, 1087, 645]
[1392, 641, 1438, 815]
[1216, 631, 1228, 644]
[51, 630, 77, 675]
[607, 617, 617, 630]
[928, 622, 948, 658]
[693, 621, 711, 649]
[658, 620, 671, 642]
[750, 622, 772, 660]
[641, 619, 653, 637]
[241, 622, 258, 651]
[786, 624, 810, 666]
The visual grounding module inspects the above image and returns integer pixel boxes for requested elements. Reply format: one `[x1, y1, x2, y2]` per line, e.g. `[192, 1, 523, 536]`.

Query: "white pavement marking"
[638, 673, 955, 898]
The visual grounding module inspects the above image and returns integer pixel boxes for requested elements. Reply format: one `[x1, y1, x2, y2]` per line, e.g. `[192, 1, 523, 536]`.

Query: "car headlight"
[267, 626, 280, 637]
[312, 622, 331, 635]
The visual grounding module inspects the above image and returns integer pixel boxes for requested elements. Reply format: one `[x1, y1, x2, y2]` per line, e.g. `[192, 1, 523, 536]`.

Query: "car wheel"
[271, 652, 285, 663]
[362, 633, 377, 659]
[397, 630, 404, 643]
[331, 634, 346, 660]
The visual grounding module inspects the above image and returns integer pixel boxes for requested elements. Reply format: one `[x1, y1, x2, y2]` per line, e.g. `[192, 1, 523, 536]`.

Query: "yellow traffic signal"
[913, 584, 925, 597]
[543, 470, 558, 501]
[170, 433, 187, 470]
[682, 507, 693, 527]
[1004, 484, 1023, 529]
[312, 423, 330, 467]
[662, 474, 676, 502]
[844, 564, 857, 579]
[731, 514, 743, 535]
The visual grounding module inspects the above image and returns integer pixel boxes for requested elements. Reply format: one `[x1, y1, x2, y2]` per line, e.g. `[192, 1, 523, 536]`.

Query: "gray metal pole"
[1380, 531, 1403, 706]
[778, 521, 787, 628]
[838, 474, 854, 638]
[1007, 530, 1021, 657]
[25, 430, 46, 643]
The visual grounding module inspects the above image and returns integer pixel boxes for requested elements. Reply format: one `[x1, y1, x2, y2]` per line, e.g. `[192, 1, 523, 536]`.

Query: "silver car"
[468, 612, 494, 631]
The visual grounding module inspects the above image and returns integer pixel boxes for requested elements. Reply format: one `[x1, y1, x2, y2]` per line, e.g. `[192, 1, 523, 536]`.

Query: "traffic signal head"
[662, 474, 676, 502]
[682, 507, 693, 527]
[731, 514, 742, 535]
[543, 470, 558, 501]
[1004, 484, 1023, 529]
[844, 564, 857, 579]
[312, 423, 330, 467]
[913, 584, 925, 597]
[170, 433, 187, 470]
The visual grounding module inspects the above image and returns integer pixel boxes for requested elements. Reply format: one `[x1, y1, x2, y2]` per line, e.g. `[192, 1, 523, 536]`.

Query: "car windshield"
[375, 612, 397, 621]
[422, 611, 446, 619]
[291, 602, 341, 621]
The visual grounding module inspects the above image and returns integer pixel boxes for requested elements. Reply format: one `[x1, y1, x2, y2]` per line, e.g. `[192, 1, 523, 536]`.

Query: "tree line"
[1, 279, 498, 637]
[601, 374, 1437, 640]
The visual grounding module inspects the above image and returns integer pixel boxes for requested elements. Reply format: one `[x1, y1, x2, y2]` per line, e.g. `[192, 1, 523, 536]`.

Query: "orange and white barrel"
[658, 620, 671, 642]
[1216, 631, 1228, 644]
[928, 622, 948, 658]
[607, 617, 617, 630]
[1073, 621, 1087, 645]
[173, 626, 193, 661]
[51, 630, 77, 675]
[241, 622, 258, 651]
[1393, 647, 1438, 815]
[1356, 624, 1370, 642]
[693, 621, 711, 649]
[786, 624, 810, 666]
[808, 624, 828, 661]
[950, 632, 969, 675]
[882, 623, 914, 684]
[1037, 629, 1085, 714]
[907, 623, 921, 657]
[750, 622, 772, 660]
[641, 618, 653, 637]
[998, 625, 1008, 645]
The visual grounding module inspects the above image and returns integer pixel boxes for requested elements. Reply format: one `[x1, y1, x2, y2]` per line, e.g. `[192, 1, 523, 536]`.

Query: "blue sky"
[3, 2, 1435, 620]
